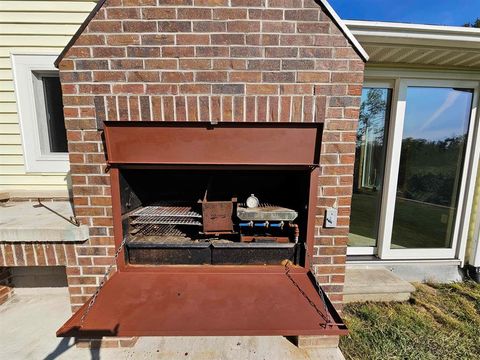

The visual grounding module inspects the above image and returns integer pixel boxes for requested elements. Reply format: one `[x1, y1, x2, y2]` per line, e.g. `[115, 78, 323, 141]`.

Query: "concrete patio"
[344, 267, 415, 303]
[0, 288, 345, 360]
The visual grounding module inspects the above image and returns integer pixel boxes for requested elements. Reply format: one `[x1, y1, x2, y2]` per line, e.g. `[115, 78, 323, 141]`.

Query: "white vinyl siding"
[0, 0, 97, 194]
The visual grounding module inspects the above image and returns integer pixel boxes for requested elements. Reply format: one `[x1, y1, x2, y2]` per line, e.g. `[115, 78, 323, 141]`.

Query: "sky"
[361, 87, 472, 142]
[403, 88, 472, 141]
[329, 0, 480, 26]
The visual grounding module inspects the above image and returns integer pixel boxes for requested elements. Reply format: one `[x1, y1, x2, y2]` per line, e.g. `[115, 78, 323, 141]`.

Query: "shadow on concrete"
[90, 347, 101, 360]
[43, 337, 100, 360]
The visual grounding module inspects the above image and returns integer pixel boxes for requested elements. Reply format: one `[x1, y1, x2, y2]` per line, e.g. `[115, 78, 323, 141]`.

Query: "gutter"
[345, 20, 480, 50]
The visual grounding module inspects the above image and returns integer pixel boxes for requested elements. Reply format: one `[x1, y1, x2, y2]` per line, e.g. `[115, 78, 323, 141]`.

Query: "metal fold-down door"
[57, 267, 347, 337]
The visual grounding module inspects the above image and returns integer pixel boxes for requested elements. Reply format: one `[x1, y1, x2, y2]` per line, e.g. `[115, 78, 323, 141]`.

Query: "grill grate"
[132, 216, 202, 226]
[131, 203, 201, 218]
[131, 224, 188, 237]
[129, 202, 202, 237]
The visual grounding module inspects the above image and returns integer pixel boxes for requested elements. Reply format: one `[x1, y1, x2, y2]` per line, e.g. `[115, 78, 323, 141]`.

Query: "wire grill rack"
[131, 203, 201, 218]
[132, 216, 202, 226]
[131, 224, 188, 237]
[130, 202, 202, 236]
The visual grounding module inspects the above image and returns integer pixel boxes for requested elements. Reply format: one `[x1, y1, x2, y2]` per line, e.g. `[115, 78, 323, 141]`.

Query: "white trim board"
[345, 20, 480, 49]
[318, 1, 369, 61]
[347, 259, 462, 265]
[365, 67, 480, 81]
[466, 109, 480, 268]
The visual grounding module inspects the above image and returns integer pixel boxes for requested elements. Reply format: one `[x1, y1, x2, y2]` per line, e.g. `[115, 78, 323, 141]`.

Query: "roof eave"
[345, 20, 480, 49]
[345, 20, 480, 69]
[318, 0, 369, 62]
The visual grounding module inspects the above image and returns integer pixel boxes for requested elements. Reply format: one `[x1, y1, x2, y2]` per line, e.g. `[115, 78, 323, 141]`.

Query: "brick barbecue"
[44, 0, 363, 347]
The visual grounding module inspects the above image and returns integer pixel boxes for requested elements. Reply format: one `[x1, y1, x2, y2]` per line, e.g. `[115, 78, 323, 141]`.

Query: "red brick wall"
[0, 242, 92, 307]
[0, 267, 13, 305]
[58, 0, 365, 312]
[0, 243, 77, 268]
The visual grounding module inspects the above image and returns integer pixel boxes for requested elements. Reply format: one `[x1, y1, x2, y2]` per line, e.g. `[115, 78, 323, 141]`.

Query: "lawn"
[339, 281, 480, 360]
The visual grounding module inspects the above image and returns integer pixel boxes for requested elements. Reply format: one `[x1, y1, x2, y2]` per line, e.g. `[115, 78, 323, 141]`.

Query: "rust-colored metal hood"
[103, 122, 323, 166]
[57, 267, 347, 337]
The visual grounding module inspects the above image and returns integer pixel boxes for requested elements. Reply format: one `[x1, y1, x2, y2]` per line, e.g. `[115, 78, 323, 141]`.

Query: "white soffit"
[345, 20, 480, 68]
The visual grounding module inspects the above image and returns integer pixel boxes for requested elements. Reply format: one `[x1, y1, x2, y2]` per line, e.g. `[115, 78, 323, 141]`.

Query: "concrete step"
[344, 267, 415, 303]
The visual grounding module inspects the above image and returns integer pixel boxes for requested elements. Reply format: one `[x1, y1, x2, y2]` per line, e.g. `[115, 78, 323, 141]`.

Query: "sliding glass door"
[348, 79, 478, 259]
[391, 87, 472, 250]
[348, 86, 391, 254]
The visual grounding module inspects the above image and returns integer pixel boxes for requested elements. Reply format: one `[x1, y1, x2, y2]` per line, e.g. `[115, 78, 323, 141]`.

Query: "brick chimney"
[56, 0, 365, 348]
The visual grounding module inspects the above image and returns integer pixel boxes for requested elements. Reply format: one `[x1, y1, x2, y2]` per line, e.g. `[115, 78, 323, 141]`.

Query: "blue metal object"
[254, 222, 268, 228]
[239, 221, 284, 228]
[269, 223, 282, 228]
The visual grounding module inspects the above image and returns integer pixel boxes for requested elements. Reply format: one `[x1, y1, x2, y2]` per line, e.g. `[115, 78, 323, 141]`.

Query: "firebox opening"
[118, 168, 312, 266]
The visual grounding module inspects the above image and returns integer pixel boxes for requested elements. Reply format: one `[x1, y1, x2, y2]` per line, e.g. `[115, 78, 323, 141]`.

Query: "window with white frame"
[347, 72, 480, 261]
[11, 54, 69, 173]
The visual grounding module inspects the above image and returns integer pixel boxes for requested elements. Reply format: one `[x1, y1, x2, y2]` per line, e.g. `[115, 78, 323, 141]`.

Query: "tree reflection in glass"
[349, 88, 391, 248]
[391, 87, 473, 249]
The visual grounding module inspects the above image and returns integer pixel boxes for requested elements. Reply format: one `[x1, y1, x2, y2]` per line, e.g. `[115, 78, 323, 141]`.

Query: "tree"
[464, 18, 480, 28]
[357, 88, 386, 143]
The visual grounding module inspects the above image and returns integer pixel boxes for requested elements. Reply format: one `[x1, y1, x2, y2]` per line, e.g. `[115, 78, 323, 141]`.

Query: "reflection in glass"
[348, 88, 391, 248]
[391, 87, 472, 249]
[42, 76, 68, 153]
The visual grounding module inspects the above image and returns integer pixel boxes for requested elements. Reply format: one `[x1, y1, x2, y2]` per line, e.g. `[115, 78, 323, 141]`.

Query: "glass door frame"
[377, 79, 479, 260]
[348, 80, 394, 256]
[347, 76, 480, 262]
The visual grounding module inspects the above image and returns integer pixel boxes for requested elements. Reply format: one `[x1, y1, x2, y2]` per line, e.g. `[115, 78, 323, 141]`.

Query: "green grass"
[339, 281, 480, 360]
[349, 192, 380, 247]
[349, 192, 452, 249]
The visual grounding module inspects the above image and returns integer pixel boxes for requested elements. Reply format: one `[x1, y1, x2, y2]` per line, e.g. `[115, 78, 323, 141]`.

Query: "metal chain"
[304, 242, 332, 325]
[80, 236, 127, 325]
[284, 259, 330, 328]
[282, 243, 336, 328]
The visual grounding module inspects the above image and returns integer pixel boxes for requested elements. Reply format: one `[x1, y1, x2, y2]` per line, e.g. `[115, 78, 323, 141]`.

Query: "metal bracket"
[33, 199, 81, 227]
